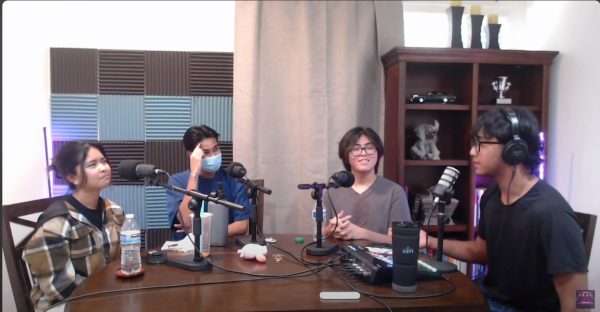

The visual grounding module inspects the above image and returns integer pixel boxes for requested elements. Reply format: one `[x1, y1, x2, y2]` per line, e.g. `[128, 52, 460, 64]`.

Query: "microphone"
[431, 166, 460, 204]
[226, 161, 272, 195]
[330, 171, 355, 188]
[226, 162, 247, 179]
[118, 160, 166, 180]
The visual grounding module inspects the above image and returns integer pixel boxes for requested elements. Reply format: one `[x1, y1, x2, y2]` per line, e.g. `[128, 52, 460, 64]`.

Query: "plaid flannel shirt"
[22, 196, 125, 311]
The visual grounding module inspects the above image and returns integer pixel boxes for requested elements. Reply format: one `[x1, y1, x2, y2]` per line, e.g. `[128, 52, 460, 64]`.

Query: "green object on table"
[294, 237, 305, 244]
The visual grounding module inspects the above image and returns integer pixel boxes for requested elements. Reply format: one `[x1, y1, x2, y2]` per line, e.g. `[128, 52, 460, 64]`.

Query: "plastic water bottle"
[120, 213, 142, 275]
[311, 206, 327, 241]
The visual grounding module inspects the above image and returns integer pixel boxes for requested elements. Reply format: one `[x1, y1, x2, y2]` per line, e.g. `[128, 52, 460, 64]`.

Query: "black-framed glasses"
[471, 139, 503, 153]
[350, 144, 376, 157]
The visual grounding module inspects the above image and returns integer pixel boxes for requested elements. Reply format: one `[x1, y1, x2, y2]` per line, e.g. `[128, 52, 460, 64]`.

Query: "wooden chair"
[574, 211, 597, 266]
[2, 196, 174, 311]
[2, 196, 67, 312]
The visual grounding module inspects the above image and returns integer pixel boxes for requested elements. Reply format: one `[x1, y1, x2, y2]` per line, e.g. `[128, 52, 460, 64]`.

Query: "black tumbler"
[392, 221, 420, 293]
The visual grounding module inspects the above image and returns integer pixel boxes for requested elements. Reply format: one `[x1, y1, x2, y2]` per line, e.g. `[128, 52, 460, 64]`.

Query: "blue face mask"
[202, 154, 222, 173]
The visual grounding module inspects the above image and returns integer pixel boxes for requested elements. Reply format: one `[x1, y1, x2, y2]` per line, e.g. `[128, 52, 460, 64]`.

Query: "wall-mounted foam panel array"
[49, 48, 234, 229]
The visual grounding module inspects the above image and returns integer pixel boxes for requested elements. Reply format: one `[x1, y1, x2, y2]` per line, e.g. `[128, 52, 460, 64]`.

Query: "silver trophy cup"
[491, 76, 512, 104]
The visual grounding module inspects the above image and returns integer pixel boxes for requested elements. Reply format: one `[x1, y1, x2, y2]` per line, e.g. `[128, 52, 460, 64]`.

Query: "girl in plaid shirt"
[23, 142, 125, 311]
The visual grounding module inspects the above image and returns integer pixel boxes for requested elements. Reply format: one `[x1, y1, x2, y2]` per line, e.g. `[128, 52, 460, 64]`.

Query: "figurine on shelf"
[410, 120, 440, 160]
[413, 191, 459, 225]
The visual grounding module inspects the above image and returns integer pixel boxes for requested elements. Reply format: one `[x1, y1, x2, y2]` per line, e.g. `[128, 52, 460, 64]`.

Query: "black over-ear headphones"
[502, 108, 529, 165]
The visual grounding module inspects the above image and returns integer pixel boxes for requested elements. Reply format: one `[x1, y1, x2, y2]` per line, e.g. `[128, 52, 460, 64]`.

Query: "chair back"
[574, 211, 597, 266]
[2, 196, 67, 312]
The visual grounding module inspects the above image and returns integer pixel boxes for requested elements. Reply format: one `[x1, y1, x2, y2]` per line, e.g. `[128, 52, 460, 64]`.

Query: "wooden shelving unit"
[381, 47, 557, 248]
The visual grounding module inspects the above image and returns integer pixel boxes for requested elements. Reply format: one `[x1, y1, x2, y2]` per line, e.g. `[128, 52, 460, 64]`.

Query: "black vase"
[447, 6, 464, 48]
[488, 24, 502, 49]
[470, 15, 484, 49]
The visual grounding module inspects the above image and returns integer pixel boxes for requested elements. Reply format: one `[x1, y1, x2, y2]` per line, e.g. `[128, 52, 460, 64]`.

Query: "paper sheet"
[160, 233, 195, 252]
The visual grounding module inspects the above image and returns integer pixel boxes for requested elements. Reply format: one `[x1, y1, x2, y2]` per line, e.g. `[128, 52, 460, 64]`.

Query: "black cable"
[180, 221, 335, 278]
[322, 180, 340, 240]
[424, 195, 437, 254]
[330, 264, 457, 299]
[506, 166, 517, 205]
[367, 294, 393, 312]
[45, 272, 322, 311]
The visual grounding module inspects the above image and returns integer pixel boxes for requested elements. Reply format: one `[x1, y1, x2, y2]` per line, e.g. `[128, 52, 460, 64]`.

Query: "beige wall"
[525, 0, 600, 295]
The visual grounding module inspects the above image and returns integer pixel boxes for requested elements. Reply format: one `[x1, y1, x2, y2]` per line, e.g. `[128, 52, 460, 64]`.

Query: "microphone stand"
[424, 188, 457, 273]
[167, 197, 212, 271]
[300, 182, 339, 256]
[236, 179, 271, 246]
[148, 177, 243, 271]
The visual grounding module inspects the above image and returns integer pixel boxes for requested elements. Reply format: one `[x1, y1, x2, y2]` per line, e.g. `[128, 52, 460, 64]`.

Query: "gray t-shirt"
[324, 176, 411, 235]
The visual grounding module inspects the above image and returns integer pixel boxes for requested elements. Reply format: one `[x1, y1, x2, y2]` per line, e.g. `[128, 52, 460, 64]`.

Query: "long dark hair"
[49, 142, 109, 189]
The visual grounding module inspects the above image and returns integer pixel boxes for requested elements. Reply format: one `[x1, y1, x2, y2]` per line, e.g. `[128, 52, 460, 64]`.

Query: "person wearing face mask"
[323, 127, 412, 244]
[166, 125, 250, 240]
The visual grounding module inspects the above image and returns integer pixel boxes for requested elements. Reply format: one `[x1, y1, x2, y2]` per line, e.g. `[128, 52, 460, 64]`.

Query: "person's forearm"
[426, 236, 486, 263]
[177, 174, 200, 232]
[362, 229, 392, 244]
[228, 220, 249, 236]
[555, 272, 588, 312]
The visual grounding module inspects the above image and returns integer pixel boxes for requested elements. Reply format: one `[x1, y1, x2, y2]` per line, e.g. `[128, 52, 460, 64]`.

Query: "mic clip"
[147, 172, 166, 187]
[210, 182, 226, 200]
[237, 177, 272, 195]
[431, 187, 454, 205]
[297, 182, 339, 191]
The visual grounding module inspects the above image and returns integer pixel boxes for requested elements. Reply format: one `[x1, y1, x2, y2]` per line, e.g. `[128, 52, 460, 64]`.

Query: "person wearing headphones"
[420, 108, 588, 312]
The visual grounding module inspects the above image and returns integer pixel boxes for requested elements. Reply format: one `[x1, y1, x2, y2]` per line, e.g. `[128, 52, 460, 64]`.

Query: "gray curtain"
[233, 1, 404, 234]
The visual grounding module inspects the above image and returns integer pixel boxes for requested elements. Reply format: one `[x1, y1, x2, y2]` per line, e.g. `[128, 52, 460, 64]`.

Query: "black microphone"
[431, 166, 460, 203]
[226, 162, 247, 179]
[297, 183, 320, 190]
[330, 171, 355, 188]
[118, 160, 166, 180]
[227, 161, 272, 195]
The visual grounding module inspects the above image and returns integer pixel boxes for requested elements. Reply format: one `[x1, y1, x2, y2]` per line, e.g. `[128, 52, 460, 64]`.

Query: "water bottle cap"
[125, 213, 134, 219]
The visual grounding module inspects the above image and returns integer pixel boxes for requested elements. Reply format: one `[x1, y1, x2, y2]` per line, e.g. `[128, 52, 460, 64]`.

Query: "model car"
[409, 91, 457, 104]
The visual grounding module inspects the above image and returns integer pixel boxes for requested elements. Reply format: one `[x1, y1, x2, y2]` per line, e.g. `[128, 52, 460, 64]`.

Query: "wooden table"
[66, 235, 486, 311]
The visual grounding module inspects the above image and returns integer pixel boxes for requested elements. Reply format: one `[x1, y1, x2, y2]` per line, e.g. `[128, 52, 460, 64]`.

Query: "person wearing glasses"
[323, 126, 411, 244]
[166, 125, 250, 240]
[420, 108, 588, 312]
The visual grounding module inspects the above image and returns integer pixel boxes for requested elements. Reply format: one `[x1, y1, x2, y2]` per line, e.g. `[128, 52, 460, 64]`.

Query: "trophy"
[491, 76, 512, 104]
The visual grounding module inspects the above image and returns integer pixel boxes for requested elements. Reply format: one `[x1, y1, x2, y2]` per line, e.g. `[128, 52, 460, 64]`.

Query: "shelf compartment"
[406, 62, 473, 105]
[405, 160, 469, 166]
[477, 105, 540, 112]
[478, 64, 544, 106]
[405, 166, 471, 226]
[404, 110, 472, 160]
[406, 104, 470, 111]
